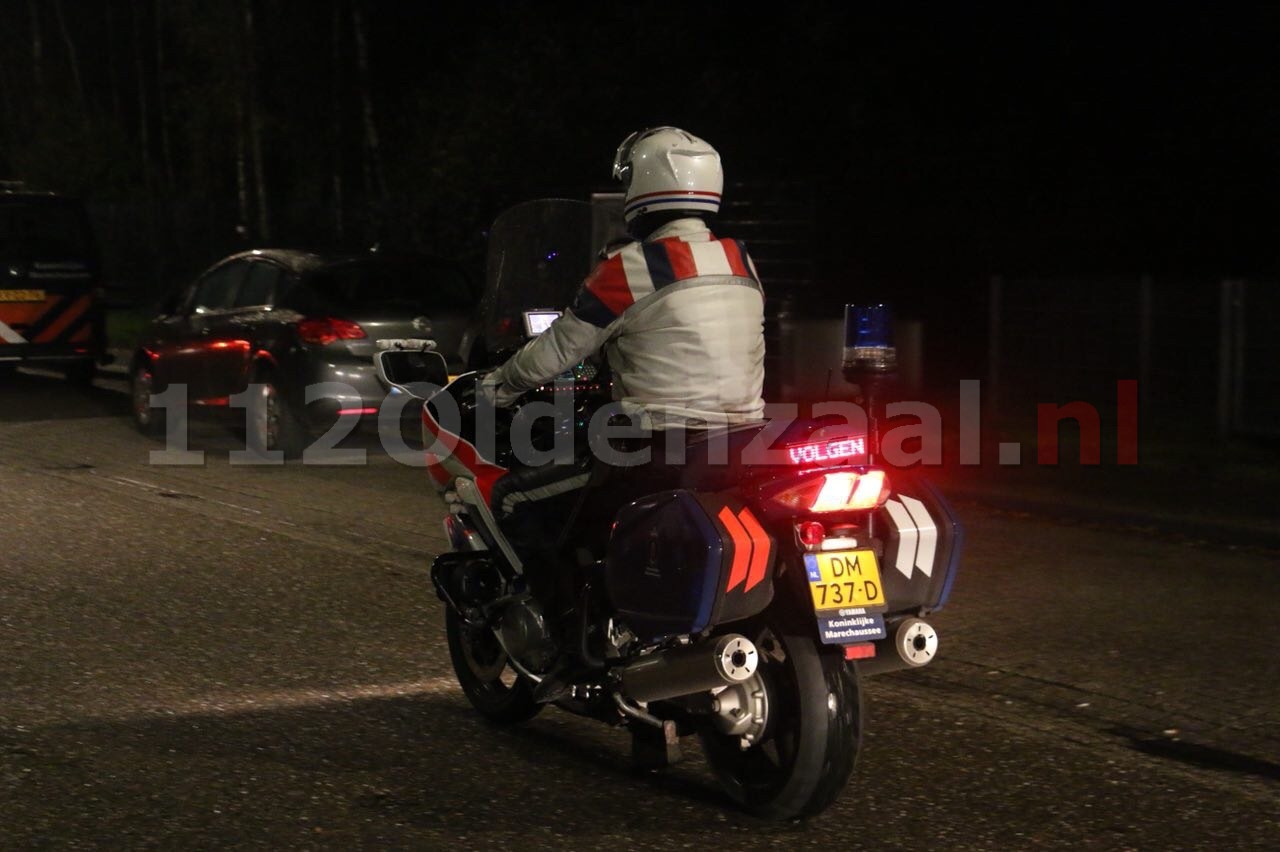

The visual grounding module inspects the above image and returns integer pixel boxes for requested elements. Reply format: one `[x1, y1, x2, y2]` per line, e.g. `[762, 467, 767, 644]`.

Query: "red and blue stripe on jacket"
[570, 234, 761, 328]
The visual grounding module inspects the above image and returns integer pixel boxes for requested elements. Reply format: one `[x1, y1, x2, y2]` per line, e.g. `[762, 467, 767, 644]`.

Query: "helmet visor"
[611, 130, 643, 187]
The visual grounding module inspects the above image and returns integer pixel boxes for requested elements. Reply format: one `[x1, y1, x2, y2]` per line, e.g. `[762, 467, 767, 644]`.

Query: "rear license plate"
[805, 550, 885, 612]
[0, 289, 46, 302]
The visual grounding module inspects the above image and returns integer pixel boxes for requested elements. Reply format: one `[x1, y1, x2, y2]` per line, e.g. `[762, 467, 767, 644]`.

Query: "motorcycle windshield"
[479, 198, 613, 356]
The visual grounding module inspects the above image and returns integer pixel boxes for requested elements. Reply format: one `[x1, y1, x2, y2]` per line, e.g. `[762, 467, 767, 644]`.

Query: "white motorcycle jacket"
[487, 218, 766, 430]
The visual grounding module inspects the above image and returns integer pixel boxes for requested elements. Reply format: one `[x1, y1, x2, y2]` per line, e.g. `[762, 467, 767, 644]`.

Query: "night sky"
[366, 4, 1278, 271]
[2, 2, 1275, 316]
[405, 4, 1275, 272]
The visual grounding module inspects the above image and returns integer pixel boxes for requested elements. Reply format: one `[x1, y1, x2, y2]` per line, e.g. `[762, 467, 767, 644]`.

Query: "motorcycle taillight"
[762, 470, 889, 515]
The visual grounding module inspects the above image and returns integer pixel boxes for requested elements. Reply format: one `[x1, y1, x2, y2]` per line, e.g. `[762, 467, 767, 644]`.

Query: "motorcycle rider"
[478, 126, 768, 698]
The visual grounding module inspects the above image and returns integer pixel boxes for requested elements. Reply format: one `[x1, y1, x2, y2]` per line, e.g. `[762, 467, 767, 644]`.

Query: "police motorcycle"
[373, 198, 963, 821]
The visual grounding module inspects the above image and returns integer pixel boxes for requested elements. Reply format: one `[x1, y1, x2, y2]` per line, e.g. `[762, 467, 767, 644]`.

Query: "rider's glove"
[476, 372, 501, 406]
[477, 371, 522, 408]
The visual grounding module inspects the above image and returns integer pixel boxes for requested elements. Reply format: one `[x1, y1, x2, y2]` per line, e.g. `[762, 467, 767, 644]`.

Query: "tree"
[241, 0, 269, 240]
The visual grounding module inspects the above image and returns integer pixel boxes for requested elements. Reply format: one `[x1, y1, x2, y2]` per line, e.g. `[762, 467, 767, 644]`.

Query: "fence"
[987, 275, 1279, 440]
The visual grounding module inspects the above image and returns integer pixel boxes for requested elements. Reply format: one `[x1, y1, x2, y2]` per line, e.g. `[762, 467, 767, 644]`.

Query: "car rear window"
[292, 258, 474, 314]
[0, 199, 94, 261]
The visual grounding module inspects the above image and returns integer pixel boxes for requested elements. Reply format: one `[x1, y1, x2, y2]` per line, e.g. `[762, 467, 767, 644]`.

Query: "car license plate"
[0, 289, 46, 302]
[805, 550, 885, 612]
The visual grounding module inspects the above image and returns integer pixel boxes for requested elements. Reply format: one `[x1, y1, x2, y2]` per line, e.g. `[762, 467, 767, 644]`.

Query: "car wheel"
[130, 359, 165, 437]
[249, 371, 307, 460]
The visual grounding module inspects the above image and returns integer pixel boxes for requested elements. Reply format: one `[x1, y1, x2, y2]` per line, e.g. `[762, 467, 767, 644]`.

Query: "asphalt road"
[1, 368, 1278, 849]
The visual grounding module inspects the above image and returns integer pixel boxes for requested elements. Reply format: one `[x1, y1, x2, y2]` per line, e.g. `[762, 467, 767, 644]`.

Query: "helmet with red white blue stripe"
[612, 127, 723, 224]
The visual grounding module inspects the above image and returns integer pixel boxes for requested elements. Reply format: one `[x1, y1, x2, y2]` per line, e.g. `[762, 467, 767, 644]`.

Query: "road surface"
[1, 369, 1277, 849]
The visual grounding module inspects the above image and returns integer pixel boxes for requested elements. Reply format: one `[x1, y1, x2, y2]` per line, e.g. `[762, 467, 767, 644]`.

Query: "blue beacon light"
[843, 304, 898, 375]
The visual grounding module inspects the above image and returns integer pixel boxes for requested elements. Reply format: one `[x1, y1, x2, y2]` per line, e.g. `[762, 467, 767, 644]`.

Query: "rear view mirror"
[374, 338, 449, 399]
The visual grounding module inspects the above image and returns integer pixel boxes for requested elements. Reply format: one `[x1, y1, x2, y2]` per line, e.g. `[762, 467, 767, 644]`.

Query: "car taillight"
[297, 317, 366, 346]
[765, 470, 889, 514]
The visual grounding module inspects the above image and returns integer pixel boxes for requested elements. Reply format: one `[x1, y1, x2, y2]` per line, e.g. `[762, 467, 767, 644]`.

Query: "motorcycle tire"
[699, 618, 864, 821]
[445, 608, 542, 725]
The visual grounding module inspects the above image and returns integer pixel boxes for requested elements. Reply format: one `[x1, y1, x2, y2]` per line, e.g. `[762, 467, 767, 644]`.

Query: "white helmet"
[612, 126, 724, 224]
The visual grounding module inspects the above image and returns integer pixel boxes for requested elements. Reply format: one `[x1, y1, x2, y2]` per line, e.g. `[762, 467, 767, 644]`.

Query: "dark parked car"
[129, 247, 476, 457]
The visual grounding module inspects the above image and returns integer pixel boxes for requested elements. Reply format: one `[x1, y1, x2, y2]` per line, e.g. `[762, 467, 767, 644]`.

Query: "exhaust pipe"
[895, 618, 939, 666]
[621, 634, 758, 704]
[858, 617, 939, 676]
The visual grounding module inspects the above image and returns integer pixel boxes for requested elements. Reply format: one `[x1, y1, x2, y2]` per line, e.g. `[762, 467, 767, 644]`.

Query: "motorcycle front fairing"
[477, 198, 601, 362]
[417, 199, 601, 487]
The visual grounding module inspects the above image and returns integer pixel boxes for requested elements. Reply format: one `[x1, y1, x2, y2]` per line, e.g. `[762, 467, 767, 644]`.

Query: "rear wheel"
[130, 359, 165, 437]
[445, 608, 542, 725]
[699, 618, 864, 821]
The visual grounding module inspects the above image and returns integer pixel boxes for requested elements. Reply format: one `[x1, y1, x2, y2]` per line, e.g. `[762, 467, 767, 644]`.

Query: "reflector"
[843, 643, 876, 660]
[797, 521, 825, 548]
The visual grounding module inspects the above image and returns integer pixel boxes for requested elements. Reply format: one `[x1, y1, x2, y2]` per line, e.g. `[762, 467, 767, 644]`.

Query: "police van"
[0, 181, 107, 383]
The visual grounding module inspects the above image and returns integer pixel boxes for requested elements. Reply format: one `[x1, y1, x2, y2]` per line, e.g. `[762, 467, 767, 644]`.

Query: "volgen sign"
[786, 436, 866, 465]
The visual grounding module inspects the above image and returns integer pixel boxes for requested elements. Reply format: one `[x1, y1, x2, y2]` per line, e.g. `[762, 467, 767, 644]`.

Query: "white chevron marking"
[900, 495, 937, 578]
[884, 498, 918, 579]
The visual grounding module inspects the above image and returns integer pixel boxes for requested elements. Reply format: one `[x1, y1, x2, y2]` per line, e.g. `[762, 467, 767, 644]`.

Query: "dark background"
[2, 1, 1276, 391]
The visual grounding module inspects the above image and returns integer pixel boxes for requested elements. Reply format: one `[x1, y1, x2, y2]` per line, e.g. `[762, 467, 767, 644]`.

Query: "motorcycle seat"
[676, 421, 769, 492]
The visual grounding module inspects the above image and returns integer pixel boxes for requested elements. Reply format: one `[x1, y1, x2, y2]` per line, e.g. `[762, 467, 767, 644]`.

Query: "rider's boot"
[532, 601, 590, 704]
